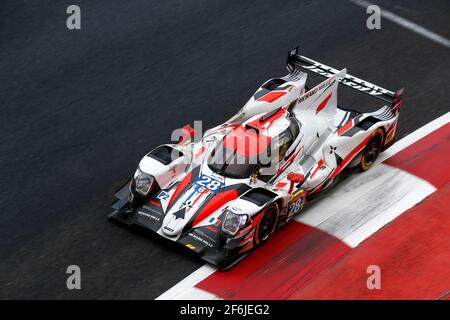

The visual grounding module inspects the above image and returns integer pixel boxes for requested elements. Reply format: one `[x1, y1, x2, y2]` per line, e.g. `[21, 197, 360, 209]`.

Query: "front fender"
[139, 144, 189, 189]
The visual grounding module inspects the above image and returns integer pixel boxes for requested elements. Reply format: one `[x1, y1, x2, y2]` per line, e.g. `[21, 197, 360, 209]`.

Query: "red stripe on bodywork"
[192, 190, 238, 227]
[384, 123, 450, 189]
[196, 221, 350, 299]
[316, 92, 332, 113]
[337, 119, 354, 136]
[309, 159, 324, 179]
[277, 148, 301, 174]
[275, 182, 288, 188]
[256, 91, 286, 103]
[205, 226, 219, 233]
[168, 172, 192, 207]
[386, 119, 397, 134]
[261, 108, 286, 126]
[149, 200, 160, 206]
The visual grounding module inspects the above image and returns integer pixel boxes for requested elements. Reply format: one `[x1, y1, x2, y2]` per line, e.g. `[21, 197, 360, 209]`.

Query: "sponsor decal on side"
[137, 210, 161, 221]
[188, 232, 215, 248]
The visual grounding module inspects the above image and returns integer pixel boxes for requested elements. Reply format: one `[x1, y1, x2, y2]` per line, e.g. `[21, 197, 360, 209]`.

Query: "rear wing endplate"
[286, 47, 403, 112]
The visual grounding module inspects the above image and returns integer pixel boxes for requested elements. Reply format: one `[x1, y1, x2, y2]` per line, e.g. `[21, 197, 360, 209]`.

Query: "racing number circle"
[255, 202, 279, 246]
[360, 128, 384, 171]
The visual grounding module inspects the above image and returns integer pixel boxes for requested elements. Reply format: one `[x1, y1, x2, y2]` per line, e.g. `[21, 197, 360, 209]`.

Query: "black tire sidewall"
[254, 203, 279, 246]
[360, 129, 384, 171]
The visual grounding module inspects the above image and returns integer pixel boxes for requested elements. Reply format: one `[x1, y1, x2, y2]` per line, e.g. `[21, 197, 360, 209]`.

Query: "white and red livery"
[110, 47, 403, 269]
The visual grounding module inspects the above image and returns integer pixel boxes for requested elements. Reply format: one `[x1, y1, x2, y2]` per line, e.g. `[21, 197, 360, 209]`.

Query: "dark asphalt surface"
[0, 0, 448, 299]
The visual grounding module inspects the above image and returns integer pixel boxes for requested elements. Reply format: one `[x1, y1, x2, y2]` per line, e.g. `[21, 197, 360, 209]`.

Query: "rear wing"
[286, 47, 403, 113]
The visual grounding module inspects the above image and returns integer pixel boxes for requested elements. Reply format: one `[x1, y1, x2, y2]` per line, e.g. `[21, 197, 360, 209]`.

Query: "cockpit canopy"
[208, 116, 300, 179]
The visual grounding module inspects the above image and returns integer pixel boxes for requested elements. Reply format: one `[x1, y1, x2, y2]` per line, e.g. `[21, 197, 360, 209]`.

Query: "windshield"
[208, 141, 259, 179]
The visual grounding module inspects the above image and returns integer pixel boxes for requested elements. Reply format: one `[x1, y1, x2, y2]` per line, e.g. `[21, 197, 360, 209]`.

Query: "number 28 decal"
[281, 196, 305, 218]
[196, 175, 224, 191]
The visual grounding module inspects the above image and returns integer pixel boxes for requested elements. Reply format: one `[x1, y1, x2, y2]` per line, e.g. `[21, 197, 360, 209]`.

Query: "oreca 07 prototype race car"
[110, 47, 403, 269]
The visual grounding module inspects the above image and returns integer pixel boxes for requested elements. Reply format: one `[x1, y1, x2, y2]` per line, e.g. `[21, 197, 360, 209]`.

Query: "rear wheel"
[254, 203, 279, 246]
[360, 128, 384, 171]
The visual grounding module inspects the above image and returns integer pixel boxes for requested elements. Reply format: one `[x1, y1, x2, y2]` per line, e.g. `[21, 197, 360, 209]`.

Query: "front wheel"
[254, 203, 279, 246]
[360, 128, 384, 171]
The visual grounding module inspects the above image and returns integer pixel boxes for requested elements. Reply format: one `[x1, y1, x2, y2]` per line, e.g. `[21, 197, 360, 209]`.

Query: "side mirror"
[178, 124, 195, 145]
[287, 172, 304, 194]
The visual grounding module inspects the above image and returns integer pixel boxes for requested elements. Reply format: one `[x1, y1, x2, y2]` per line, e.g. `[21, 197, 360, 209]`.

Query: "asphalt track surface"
[0, 0, 449, 299]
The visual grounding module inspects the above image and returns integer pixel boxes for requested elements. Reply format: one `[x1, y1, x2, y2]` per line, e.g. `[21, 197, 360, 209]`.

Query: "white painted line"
[296, 164, 436, 247]
[156, 264, 217, 300]
[348, 0, 450, 49]
[162, 287, 222, 300]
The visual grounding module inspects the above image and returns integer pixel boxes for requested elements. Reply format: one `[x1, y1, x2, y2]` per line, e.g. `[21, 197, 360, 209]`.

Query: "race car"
[109, 47, 403, 269]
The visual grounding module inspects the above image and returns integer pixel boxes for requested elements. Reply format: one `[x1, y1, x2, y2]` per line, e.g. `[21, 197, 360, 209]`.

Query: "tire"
[254, 202, 279, 246]
[360, 128, 384, 171]
[382, 135, 396, 151]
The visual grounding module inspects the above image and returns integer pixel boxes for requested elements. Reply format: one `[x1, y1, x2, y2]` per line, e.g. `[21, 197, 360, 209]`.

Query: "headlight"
[133, 167, 155, 196]
[222, 210, 249, 236]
